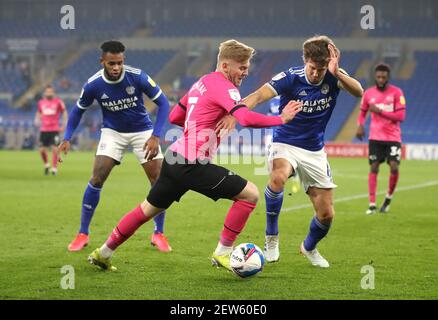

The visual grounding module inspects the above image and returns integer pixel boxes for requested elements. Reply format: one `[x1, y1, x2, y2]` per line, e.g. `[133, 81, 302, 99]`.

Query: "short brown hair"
[302, 35, 335, 66]
[217, 39, 256, 64]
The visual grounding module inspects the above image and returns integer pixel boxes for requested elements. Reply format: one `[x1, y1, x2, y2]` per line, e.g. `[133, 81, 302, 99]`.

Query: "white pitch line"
[282, 180, 438, 212]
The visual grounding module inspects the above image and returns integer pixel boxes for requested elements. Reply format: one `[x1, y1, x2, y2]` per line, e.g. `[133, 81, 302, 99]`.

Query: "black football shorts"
[39, 131, 60, 147]
[368, 140, 402, 164]
[147, 151, 248, 209]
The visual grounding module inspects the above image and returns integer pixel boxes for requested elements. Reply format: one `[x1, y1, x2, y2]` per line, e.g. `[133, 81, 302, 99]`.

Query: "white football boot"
[264, 235, 280, 263]
[366, 205, 377, 215]
[300, 242, 329, 268]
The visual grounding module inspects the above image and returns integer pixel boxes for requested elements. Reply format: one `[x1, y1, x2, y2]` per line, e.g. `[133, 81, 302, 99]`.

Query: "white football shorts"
[96, 128, 164, 164]
[267, 142, 337, 192]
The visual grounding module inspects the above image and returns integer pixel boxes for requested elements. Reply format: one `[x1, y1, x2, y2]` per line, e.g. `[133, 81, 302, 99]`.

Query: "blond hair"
[217, 39, 256, 64]
[302, 35, 336, 66]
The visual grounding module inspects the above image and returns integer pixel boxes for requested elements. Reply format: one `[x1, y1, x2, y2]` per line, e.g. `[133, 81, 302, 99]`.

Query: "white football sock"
[214, 242, 233, 256]
[99, 244, 114, 259]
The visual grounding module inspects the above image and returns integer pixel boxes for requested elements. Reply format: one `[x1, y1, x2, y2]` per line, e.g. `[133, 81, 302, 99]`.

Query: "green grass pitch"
[1, 150, 437, 299]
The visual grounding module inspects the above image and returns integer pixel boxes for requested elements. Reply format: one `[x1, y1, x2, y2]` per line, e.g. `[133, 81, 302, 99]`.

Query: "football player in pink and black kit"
[356, 63, 406, 215]
[87, 39, 303, 272]
[34, 85, 68, 175]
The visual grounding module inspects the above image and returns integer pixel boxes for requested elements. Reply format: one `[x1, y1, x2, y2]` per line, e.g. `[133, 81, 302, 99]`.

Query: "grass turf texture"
[0, 150, 437, 299]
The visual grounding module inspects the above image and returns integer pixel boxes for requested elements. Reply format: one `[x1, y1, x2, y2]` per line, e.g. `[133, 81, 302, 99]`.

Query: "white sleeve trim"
[265, 83, 279, 96]
[76, 102, 88, 110]
[151, 89, 162, 101]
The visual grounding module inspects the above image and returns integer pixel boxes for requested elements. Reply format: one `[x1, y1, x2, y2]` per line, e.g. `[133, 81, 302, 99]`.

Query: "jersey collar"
[101, 67, 125, 84]
[304, 65, 324, 87]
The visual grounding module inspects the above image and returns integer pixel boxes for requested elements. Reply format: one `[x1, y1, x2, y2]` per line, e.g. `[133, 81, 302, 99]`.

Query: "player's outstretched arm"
[34, 110, 41, 127]
[232, 100, 302, 128]
[150, 93, 170, 138]
[143, 93, 170, 162]
[242, 84, 276, 110]
[61, 108, 68, 132]
[58, 106, 86, 162]
[216, 84, 276, 135]
[57, 140, 70, 163]
[356, 93, 369, 140]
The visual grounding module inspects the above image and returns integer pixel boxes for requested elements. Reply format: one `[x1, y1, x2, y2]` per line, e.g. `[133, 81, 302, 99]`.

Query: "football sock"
[79, 182, 102, 234]
[265, 186, 284, 236]
[99, 243, 114, 259]
[220, 200, 256, 247]
[40, 149, 48, 165]
[214, 242, 233, 256]
[388, 170, 399, 197]
[106, 205, 150, 250]
[303, 216, 331, 251]
[52, 149, 58, 169]
[153, 211, 165, 234]
[368, 172, 378, 204]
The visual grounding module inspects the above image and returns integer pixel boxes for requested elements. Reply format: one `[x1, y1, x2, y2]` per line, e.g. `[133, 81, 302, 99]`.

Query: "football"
[230, 243, 265, 278]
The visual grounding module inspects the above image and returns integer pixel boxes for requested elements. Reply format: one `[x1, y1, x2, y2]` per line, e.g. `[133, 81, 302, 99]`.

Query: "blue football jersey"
[77, 65, 163, 133]
[267, 65, 341, 151]
[268, 96, 280, 116]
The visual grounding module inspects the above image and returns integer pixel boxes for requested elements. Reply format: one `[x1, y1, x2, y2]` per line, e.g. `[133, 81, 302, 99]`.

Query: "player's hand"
[57, 140, 70, 163]
[215, 115, 237, 137]
[143, 135, 160, 162]
[280, 100, 303, 124]
[369, 104, 383, 113]
[328, 44, 340, 76]
[356, 125, 365, 140]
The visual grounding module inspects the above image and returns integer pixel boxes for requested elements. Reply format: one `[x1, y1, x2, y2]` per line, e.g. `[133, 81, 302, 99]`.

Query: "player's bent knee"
[140, 200, 164, 219]
[316, 203, 335, 223]
[319, 210, 334, 224]
[270, 171, 288, 190]
[237, 181, 259, 204]
[389, 164, 399, 173]
[370, 167, 379, 174]
[89, 176, 105, 188]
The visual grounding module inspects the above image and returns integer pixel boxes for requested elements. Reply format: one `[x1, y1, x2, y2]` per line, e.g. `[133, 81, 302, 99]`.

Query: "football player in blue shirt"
[58, 40, 172, 253]
[243, 36, 363, 267]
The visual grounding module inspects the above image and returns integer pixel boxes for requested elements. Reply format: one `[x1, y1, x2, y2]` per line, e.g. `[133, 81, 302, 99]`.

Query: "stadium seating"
[394, 52, 438, 143]
[0, 62, 29, 98]
[0, 18, 141, 39]
[152, 17, 351, 38]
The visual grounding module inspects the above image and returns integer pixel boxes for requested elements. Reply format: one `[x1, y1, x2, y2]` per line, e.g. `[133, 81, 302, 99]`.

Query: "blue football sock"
[79, 182, 101, 235]
[303, 216, 331, 251]
[265, 186, 284, 236]
[153, 211, 166, 234]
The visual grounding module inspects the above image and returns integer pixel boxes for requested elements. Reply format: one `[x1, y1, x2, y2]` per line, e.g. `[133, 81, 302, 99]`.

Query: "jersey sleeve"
[37, 100, 42, 113]
[178, 93, 189, 109]
[337, 68, 349, 89]
[357, 90, 369, 126]
[58, 99, 66, 112]
[360, 90, 370, 112]
[169, 93, 188, 127]
[266, 71, 290, 96]
[215, 85, 245, 114]
[77, 82, 94, 110]
[395, 88, 406, 111]
[139, 71, 162, 102]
